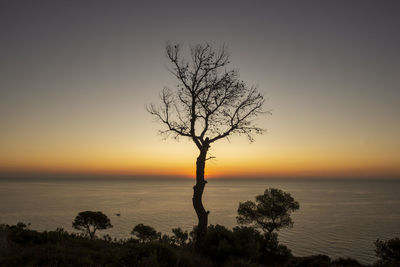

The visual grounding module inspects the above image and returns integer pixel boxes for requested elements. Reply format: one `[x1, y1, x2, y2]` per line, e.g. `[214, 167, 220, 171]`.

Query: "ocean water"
[0, 178, 399, 264]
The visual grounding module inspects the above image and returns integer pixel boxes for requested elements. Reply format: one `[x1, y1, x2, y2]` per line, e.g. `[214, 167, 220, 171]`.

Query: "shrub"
[131, 224, 160, 243]
[375, 237, 400, 266]
[172, 227, 189, 246]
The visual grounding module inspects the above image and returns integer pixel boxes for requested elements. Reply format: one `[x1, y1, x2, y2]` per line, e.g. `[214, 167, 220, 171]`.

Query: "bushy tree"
[72, 211, 112, 239]
[260, 232, 292, 264]
[200, 224, 291, 265]
[375, 237, 400, 266]
[131, 224, 160, 243]
[232, 226, 264, 260]
[171, 227, 189, 246]
[149, 43, 265, 249]
[237, 188, 299, 234]
[202, 224, 235, 265]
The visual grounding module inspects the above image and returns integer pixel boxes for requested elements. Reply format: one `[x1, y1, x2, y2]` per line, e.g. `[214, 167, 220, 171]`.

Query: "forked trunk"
[193, 147, 209, 251]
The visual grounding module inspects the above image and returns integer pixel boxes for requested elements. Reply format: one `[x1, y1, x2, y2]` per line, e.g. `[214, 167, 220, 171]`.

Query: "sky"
[0, 0, 399, 179]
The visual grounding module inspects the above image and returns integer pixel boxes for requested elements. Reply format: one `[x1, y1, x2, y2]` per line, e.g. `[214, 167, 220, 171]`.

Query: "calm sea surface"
[0, 178, 399, 264]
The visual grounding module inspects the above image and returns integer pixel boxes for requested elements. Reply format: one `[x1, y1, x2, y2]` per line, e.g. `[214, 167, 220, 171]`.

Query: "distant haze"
[1, 1, 399, 178]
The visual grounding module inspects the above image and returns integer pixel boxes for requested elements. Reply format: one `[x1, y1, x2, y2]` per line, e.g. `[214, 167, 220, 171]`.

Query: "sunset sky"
[1, 1, 399, 179]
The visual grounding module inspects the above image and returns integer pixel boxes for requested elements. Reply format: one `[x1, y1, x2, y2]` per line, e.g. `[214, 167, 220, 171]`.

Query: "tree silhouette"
[375, 237, 400, 266]
[172, 227, 189, 246]
[131, 223, 160, 243]
[149, 43, 265, 249]
[72, 211, 112, 239]
[237, 188, 299, 234]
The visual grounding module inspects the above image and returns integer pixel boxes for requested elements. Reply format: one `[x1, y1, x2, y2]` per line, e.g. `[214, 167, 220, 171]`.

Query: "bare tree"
[148, 43, 265, 249]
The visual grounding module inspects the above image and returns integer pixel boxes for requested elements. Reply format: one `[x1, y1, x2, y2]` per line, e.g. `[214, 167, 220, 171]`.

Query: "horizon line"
[0, 171, 399, 181]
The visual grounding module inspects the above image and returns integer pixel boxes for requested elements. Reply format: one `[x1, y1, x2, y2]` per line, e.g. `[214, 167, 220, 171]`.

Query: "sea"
[0, 178, 399, 264]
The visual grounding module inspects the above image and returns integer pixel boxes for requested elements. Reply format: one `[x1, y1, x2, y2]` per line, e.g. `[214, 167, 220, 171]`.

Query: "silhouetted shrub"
[287, 254, 331, 266]
[172, 227, 189, 246]
[119, 242, 177, 267]
[72, 211, 113, 239]
[375, 237, 400, 266]
[232, 226, 263, 261]
[223, 258, 263, 267]
[141, 242, 177, 267]
[8, 223, 45, 245]
[200, 224, 291, 266]
[0, 222, 378, 266]
[175, 249, 214, 267]
[131, 223, 160, 243]
[203, 224, 235, 264]
[332, 257, 362, 266]
[259, 232, 292, 265]
[159, 233, 174, 245]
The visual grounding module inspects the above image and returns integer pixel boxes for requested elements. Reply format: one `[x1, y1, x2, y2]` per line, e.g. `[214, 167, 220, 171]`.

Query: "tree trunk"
[193, 147, 209, 251]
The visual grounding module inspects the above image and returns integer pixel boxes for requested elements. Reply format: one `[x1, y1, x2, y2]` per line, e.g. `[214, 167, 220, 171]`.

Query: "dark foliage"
[332, 257, 363, 266]
[237, 188, 299, 233]
[200, 224, 291, 266]
[287, 254, 331, 266]
[374, 237, 400, 266]
[72, 211, 112, 239]
[172, 227, 189, 246]
[0, 222, 372, 267]
[0, 223, 176, 267]
[131, 223, 161, 243]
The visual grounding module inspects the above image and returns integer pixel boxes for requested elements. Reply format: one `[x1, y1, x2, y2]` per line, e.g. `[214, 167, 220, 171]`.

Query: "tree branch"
[149, 43, 266, 152]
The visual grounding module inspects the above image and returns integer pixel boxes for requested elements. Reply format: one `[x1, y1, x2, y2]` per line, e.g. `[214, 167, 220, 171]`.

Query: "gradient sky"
[1, 0, 399, 178]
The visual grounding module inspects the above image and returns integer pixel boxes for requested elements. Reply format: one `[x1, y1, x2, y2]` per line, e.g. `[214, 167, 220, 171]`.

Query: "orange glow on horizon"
[1, 128, 399, 179]
[1, 156, 399, 179]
